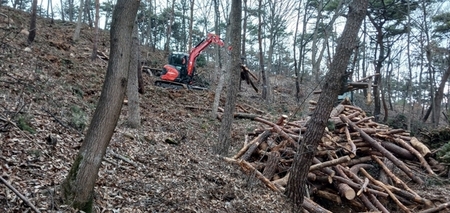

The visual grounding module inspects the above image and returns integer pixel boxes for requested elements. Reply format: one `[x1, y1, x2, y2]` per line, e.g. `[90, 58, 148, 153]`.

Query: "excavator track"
[154, 80, 207, 91]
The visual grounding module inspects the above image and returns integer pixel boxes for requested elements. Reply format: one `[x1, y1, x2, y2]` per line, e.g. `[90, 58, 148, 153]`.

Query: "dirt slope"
[0, 6, 293, 212]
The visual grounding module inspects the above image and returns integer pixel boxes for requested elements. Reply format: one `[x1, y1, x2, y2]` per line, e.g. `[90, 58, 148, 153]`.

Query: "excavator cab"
[168, 52, 189, 70]
[161, 52, 191, 84]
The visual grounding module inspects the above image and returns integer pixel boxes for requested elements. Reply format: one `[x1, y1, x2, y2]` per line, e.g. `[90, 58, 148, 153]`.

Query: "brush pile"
[227, 102, 450, 213]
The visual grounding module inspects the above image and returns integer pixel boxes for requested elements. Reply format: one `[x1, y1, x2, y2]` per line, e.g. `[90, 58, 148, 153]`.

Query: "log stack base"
[229, 103, 449, 212]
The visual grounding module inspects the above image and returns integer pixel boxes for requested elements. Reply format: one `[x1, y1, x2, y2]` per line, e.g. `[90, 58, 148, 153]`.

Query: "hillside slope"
[1, 6, 294, 212]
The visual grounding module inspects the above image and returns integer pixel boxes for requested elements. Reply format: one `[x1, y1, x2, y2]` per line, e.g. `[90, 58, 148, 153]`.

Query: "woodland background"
[3, 0, 450, 131]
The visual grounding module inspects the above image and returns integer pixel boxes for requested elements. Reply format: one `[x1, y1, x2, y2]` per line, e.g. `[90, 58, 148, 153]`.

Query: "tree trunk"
[164, 0, 175, 52]
[406, 0, 412, 129]
[127, 21, 141, 129]
[73, 0, 84, 41]
[258, 0, 268, 100]
[286, 1, 368, 211]
[293, 1, 301, 102]
[367, 13, 388, 122]
[60, 0, 65, 21]
[27, 0, 38, 45]
[215, 0, 241, 155]
[298, 0, 310, 85]
[61, 1, 139, 212]
[90, 0, 100, 61]
[146, 0, 153, 49]
[211, 0, 223, 119]
[188, 0, 194, 51]
[432, 62, 450, 127]
[84, 0, 93, 27]
[241, 0, 248, 64]
[311, 0, 323, 84]
[69, 0, 74, 22]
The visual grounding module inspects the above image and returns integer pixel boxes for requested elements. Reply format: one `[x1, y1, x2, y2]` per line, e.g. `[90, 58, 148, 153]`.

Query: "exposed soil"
[1, 5, 450, 213]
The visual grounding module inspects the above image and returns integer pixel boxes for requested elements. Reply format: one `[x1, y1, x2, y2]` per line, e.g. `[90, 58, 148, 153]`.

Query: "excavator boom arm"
[187, 33, 224, 76]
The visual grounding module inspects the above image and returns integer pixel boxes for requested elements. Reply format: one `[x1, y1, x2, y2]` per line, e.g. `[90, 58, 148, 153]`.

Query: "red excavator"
[155, 33, 225, 90]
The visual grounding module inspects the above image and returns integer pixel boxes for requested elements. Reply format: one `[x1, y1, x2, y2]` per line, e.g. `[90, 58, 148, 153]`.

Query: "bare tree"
[188, 0, 194, 51]
[84, 0, 93, 27]
[258, 0, 268, 100]
[61, 1, 139, 211]
[214, 0, 241, 155]
[73, 0, 85, 41]
[69, 0, 74, 22]
[90, 0, 100, 61]
[164, 0, 175, 52]
[241, 0, 248, 63]
[127, 20, 141, 129]
[59, 0, 65, 21]
[46, 0, 54, 23]
[293, 1, 302, 102]
[27, 0, 38, 45]
[211, 0, 224, 118]
[286, 1, 368, 211]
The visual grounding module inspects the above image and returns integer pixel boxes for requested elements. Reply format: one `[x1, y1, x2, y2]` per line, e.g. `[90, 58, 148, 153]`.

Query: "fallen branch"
[360, 168, 411, 213]
[371, 155, 418, 197]
[239, 130, 271, 160]
[0, 176, 41, 213]
[224, 157, 280, 192]
[310, 155, 351, 172]
[419, 201, 450, 213]
[108, 150, 141, 169]
[394, 138, 435, 175]
[340, 115, 424, 185]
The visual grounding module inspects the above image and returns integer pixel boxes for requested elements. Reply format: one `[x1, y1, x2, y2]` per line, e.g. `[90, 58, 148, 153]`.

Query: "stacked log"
[229, 103, 449, 212]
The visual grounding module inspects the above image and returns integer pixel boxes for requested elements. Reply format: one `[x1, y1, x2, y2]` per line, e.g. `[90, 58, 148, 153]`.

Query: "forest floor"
[1, 5, 450, 213]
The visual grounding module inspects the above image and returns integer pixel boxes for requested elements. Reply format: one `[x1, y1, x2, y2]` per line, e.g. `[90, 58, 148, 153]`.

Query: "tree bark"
[90, 0, 100, 61]
[210, 0, 223, 119]
[164, 0, 175, 52]
[61, 1, 139, 212]
[188, 0, 194, 51]
[293, 0, 301, 102]
[214, 0, 241, 155]
[285, 1, 368, 211]
[241, 0, 248, 63]
[127, 21, 141, 129]
[258, 0, 268, 100]
[431, 62, 450, 127]
[27, 0, 38, 45]
[73, 0, 84, 41]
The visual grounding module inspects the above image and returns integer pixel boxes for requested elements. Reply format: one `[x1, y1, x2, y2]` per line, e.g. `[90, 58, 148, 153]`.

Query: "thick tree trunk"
[127, 21, 141, 129]
[215, 0, 241, 155]
[61, 1, 139, 212]
[432, 63, 450, 127]
[285, 1, 368, 211]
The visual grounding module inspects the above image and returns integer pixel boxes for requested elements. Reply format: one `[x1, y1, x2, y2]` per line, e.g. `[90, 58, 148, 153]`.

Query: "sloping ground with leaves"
[0, 6, 294, 213]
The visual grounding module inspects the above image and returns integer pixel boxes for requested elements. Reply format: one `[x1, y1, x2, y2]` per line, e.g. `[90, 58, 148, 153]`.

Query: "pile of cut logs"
[226, 102, 450, 213]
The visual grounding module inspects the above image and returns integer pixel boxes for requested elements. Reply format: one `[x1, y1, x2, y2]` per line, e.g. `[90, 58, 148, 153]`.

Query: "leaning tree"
[61, 1, 140, 212]
[286, 0, 369, 211]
